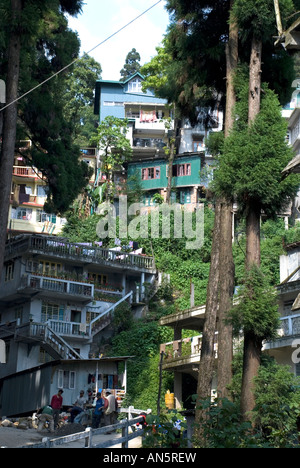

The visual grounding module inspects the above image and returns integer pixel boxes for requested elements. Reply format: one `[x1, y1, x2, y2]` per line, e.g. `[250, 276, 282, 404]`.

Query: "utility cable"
[0, 0, 163, 112]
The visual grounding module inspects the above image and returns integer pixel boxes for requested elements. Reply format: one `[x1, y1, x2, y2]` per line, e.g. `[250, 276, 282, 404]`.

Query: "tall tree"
[120, 48, 141, 81]
[0, 0, 87, 273]
[230, 0, 299, 420]
[214, 79, 300, 420]
[63, 52, 102, 145]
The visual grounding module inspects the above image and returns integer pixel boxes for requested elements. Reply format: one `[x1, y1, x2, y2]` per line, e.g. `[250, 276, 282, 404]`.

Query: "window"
[103, 101, 124, 107]
[141, 167, 160, 180]
[171, 163, 192, 177]
[180, 189, 191, 204]
[127, 78, 142, 93]
[41, 302, 64, 322]
[37, 260, 61, 276]
[5, 261, 14, 282]
[37, 210, 56, 224]
[88, 273, 107, 285]
[37, 185, 48, 197]
[15, 307, 23, 323]
[193, 140, 205, 152]
[58, 370, 76, 389]
[11, 207, 32, 220]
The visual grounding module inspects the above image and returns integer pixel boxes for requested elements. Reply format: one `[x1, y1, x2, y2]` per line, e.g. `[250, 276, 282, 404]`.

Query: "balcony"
[12, 166, 44, 180]
[160, 335, 217, 375]
[133, 138, 166, 149]
[134, 117, 173, 134]
[264, 312, 300, 350]
[5, 235, 156, 273]
[19, 274, 94, 303]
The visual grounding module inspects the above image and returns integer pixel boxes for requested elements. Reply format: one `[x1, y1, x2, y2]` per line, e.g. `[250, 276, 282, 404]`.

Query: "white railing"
[48, 320, 89, 337]
[279, 313, 300, 337]
[21, 274, 94, 299]
[89, 291, 133, 336]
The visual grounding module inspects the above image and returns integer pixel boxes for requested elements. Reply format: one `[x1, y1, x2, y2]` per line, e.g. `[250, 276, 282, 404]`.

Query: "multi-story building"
[94, 72, 221, 208]
[264, 240, 300, 375]
[8, 143, 97, 237]
[0, 233, 156, 415]
[160, 237, 300, 410]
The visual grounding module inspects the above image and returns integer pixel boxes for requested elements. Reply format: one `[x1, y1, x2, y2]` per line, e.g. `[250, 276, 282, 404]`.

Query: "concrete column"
[140, 272, 145, 301]
[174, 372, 182, 409]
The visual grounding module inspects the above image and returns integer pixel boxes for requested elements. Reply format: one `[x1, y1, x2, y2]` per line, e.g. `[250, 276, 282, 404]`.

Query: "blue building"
[94, 73, 222, 207]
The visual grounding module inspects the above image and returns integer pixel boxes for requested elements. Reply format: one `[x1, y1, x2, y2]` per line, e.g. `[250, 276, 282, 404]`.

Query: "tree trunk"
[216, 4, 238, 399]
[240, 35, 263, 422]
[240, 331, 262, 419]
[248, 37, 262, 124]
[195, 200, 221, 422]
[166, 112, 178, 204]
[0, 0, 21, 273]
[217, 199, 235, 399]
[195, 2, 238, 429]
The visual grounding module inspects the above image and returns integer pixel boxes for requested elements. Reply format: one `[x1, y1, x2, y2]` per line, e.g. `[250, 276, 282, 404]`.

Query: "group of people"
[36, 388, 118, 433]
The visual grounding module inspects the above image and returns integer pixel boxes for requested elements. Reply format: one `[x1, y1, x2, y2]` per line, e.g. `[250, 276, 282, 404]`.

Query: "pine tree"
[120, 48, 141, 81]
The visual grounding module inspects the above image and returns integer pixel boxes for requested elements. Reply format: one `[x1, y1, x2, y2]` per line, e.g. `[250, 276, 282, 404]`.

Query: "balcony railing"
[134, 117, 174, 132]
[133, 138, 166, 149]
[20, 274, 94, 300]
[160, 335, 203, 361]
[48, 320, 89, 338]
[5, 235, 156, 271]
[12, 166, 44, 178]
[279, 313, 300, 337]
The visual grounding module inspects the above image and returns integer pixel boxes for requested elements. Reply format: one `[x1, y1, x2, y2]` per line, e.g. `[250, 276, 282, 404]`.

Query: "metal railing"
[20, 274, 94, 299]
[89, 291, 133, 336]
[279, 313, 300, 337]
[5, 235, 155, 271]
[19, 411, 149, 448]
[15, 322, 82, 360]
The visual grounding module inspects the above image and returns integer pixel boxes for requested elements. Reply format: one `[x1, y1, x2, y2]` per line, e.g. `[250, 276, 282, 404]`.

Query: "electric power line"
[0, 0, 163, 113]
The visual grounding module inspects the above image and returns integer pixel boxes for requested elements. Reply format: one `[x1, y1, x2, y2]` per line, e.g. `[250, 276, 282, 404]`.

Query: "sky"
[67, 0, 171, 81]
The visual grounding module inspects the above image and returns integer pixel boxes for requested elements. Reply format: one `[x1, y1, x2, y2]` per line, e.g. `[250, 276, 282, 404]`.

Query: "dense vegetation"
[62, 207, 300, 418]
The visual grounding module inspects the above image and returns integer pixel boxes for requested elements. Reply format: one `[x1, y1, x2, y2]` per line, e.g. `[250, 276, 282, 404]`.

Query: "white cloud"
[68, 0, 169, 80]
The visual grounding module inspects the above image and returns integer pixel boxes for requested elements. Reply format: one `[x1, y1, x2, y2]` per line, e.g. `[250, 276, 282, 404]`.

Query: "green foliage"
[120, 48, 141, 81]
[142, 411, 187, 448]
[233, 0, 295, 41]
[110, 320, 173, 410]
[233, 217, 287, 286]
[111, 301, 134, 334]
[253, 357, 300, 448]
[195, 398, 257, 448]
[0, 0, 91, 215]
[63, 52, 102, 145]
[214, 84, 300, 217]
[195, 355, 300, 448]
[229, 264, 280, 340]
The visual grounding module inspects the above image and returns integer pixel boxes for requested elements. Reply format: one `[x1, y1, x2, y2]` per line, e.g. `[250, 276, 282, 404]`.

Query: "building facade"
[8, 143, 97, 237]
[94, 73, 221, 208]
[0, 234, 155, 387]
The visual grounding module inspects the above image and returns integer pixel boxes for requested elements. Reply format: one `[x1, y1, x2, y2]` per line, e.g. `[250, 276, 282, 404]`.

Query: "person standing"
[104, 389, 117, 428]
[51, 389, 63, 429]
[92, 391, 104, 428]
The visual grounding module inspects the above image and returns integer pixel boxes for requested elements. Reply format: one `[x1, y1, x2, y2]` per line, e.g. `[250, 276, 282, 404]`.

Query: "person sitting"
[36, 405, 54, 433]
[68, 390, 87, 423]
